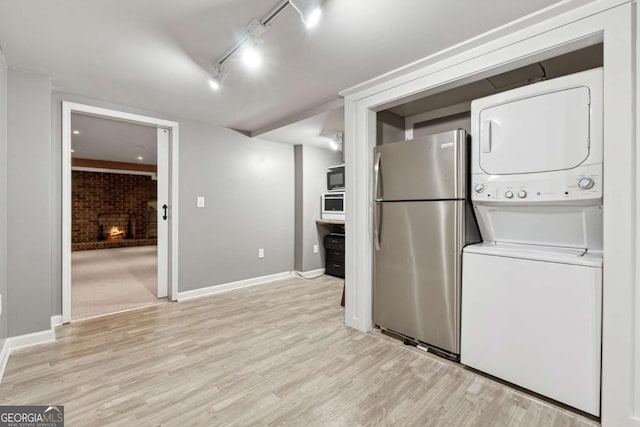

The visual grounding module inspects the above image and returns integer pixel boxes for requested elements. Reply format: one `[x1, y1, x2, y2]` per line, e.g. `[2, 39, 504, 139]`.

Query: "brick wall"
[72, 171, 157, 245]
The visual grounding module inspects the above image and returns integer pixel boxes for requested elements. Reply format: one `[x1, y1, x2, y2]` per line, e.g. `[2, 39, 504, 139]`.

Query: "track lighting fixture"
[208, 0, 325, 91]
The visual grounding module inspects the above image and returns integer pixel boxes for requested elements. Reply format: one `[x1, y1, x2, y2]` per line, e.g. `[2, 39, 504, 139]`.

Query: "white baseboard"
[0, 339, 9, 385]
[0, 325, 57, 383]
[8, 329, 56, 352]
[177, 271, 292, 301]
[51, 315, 63, 329]
[294, 268, 325, 279]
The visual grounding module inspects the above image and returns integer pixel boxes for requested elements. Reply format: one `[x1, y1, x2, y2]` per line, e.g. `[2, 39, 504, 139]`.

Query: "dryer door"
[478, 87, 590, 175]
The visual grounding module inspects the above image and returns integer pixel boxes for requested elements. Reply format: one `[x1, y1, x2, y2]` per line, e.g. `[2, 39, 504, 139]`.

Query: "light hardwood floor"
[0, 276, 598, 426]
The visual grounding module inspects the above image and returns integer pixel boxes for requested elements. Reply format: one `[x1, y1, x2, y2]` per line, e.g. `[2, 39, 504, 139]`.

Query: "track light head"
[241, 39, 262, 68]
[289, 0, 324, 29]
[329, 132, 343, 151]
[209, 64, 229, 91]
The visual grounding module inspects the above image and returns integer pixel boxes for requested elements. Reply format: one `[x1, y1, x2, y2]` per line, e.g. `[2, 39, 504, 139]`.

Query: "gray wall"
[377, 111, 405, 145]
[413, 113, 471, 138]
[0, 54, 7, 342]
[177, 121, 294, 290]
[297, 145, 342, 272]
[50, 93, 294, 313]
[7, 69, 52, 336]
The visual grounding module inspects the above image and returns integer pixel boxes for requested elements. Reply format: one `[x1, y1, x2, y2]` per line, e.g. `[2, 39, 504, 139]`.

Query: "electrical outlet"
[258, 248, 264, 259]
[313, 244, 319, 254]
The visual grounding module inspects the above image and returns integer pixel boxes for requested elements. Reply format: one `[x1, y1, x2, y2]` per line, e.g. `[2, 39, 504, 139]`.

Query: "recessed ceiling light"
[72, 130, 80, 135]
[137, 156, 144, 161]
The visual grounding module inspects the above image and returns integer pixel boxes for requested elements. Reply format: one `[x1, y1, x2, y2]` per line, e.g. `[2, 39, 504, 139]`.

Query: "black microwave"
[327, 165, 345, 191]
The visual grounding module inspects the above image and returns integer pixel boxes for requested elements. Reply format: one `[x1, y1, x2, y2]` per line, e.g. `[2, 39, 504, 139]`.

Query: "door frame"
[61, 101, 180, 323]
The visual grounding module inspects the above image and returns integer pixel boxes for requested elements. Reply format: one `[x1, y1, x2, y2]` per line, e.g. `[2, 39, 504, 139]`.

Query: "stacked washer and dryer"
[460, 68, 603, 416]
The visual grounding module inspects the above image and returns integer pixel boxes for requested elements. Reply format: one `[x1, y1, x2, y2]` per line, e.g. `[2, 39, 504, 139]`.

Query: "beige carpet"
[72, 246, 166, 320]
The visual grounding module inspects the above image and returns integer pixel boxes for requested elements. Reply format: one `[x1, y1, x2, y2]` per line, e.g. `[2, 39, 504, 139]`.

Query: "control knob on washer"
[474, 184, 485, 193]
[578, 177, 595, 190]
[517, 190, 527, 198]
[505, 191, 514, 199]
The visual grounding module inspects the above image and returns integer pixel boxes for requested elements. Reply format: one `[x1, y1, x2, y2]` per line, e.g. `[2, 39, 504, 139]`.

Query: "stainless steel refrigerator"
[373, 129, 480, 358]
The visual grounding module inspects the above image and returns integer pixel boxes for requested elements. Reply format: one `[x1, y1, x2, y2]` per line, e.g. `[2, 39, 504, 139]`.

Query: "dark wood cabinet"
[324, 234, 345, 278]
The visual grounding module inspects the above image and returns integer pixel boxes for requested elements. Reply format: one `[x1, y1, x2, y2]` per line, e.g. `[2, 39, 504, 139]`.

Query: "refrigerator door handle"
[374, 151, 382, 201]
[374, 203, 382, 250]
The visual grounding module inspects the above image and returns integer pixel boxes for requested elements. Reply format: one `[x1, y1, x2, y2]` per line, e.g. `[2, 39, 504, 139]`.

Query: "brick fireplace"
[72, 171, 157, 251]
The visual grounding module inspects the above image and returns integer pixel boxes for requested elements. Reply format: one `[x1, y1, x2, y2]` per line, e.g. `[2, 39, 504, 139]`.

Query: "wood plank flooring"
[0, 276, 598, 426]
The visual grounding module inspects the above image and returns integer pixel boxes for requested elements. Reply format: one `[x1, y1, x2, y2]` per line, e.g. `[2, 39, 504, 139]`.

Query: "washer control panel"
[471, 164, 602, 202]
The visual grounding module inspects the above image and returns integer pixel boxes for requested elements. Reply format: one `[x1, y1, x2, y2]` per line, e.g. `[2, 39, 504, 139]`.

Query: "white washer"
[462, 68, 603, 416]
[461, 243, 602, 415]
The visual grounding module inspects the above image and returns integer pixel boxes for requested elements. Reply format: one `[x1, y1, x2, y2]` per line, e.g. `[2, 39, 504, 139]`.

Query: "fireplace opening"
[98, 213, 132, 241]
[108, 226, 126, 240]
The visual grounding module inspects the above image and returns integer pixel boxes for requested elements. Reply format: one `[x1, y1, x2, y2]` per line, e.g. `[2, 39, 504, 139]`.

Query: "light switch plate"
[313, 244, 319, 254]
[258, 248, 265, 259]
[197, 196, 205, 208]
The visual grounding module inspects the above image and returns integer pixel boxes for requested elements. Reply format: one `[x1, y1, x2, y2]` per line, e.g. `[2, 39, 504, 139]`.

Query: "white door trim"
[62, 102, 179, 323]
[156, 128, 169, 298]
[342, 2, 637, 426]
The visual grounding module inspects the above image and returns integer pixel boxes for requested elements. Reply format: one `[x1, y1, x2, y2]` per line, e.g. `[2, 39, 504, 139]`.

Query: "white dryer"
[461, 68, 603, 416]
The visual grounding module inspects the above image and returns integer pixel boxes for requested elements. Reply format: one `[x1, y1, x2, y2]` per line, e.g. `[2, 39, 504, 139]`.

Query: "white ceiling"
[259, 107, 344, 149]
[71, 114, 158, 164]
[0, 0, 563, 136]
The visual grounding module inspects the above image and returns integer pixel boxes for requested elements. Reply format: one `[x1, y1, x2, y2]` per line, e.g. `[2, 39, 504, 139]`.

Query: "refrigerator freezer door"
[373, 200, 464, 354]
[375, 130, 466, 201]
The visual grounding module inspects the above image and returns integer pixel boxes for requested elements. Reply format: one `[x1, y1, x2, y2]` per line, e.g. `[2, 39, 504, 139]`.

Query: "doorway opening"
[62, 102, 179, 323]
[70, 114, 162, 319]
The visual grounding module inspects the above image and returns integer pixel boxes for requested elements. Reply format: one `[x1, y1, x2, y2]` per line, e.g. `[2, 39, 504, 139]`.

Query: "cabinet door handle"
[162, 204, 168, 220]
[332, 264, 341, 268]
